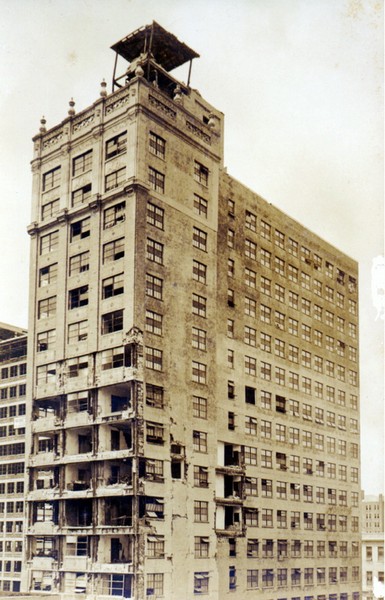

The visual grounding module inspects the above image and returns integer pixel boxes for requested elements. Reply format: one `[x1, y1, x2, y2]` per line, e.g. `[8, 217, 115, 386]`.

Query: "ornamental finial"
[68, 98, 76, 116]
[100, 79, 107, 98]
[39, 116, 47, 133]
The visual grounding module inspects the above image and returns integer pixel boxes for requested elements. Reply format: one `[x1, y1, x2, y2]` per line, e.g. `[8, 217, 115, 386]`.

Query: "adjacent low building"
[362, 494, 384, 600]
[0, 323, 27, 594]
[24, 21, 361, 600]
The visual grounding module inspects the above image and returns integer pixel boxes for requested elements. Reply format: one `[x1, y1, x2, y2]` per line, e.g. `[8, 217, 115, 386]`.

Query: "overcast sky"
[0, 0, 383, 494]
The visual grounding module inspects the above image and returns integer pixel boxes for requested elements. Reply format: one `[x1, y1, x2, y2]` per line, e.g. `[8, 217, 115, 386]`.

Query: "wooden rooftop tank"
[110, 21, 200, 96]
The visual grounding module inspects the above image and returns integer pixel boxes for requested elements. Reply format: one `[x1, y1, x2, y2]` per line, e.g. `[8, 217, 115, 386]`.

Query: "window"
[261, 451, 272, 468]
[146, 384, 164, 408]
[262, 569, 274, 588]
[244, 446, 257, 465]
[147, 202, 164, 229]
[145, 348, 163, 371]
[245, 509, 259, 526]
[260, 248, 271, 268]
[43, 166, 61, 191]
[147, 238, 163, 264]
[146, 310, 163, 336]
[41, 198, 60, 220]
[227, 288, 234, 306]
[227, 228, 234, 248]
[289, 344, 299, 363]
[245, 268, 257, 288]
[261, 390, 271, 410]
[260, 304, 271, 323]
[302, 297, 311, 315]
[245, 210, 256, 231]
[147, 535, 165, 558]
[101, 347, 124, 371]
[103, 238, 125, 262]
[36, 330, 55, 353]
[192, 361, 206, 384]
[194, 194, 208, 217]
[104, 202, 126, 228]
[227, 258, 235, 277]
[260, 362, 271, 380]
[194, 466, 208, 487]
[72, 183, 92, 207]
[193, 227, 207, 251]
[194, 161, 209, 186]
[227, 319, 234, 338]
[147, 573, 164, 597]
[275, 339, 285, 358]
[194, 536, 209, 558]
[101, 309, 123, 334]
[105, 131, 127, 159]
[194, 572, 209, 595]
[68, 285, 88, 309]
[289, 427, 300, 445]
[275, 367, 285, 386]
[38, 296, 57, 319]
[73, 150, 92, 177]
[36, 363, 56, 385]
[244, 356, 256, 376]
[39, 263, 58, 288]
[245, 386, 255, 405]
[247, 569, 258, 589]
[245, 416, 257, 436]
[275, 283, 285, 302]
[245, 477, 258, 496]
[245, 238, 257, 260]
[275, 256, 285, 276]
[40, 231, 59, 254]
[101, 273, 124, 299]
[194, 500, 208, 522]
[261, 479, 273, 498]
[149, 131, 165, 158]
[67, 356, 88, 378]
[193, 396, 207, 419]
[288, 317, 298, 336]
[67, 320, 88, 344]
[105, 167, 126, 191]
[247, 539, 259, 557]
[192, 260, 206, 284]
[70, 217, 90, 241]
[276, 423, 286, 442]
[302, 323, 311, 341]
[146, 273, 162, 299]
[69, 252, 89, 275]
[192, 294, 206, 318]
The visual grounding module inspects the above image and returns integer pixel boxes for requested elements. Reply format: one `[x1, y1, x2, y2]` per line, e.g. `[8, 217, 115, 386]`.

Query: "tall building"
[25, 22, 361, 600]
[361, 494, 384, 600]
[0, 323, 27, 594]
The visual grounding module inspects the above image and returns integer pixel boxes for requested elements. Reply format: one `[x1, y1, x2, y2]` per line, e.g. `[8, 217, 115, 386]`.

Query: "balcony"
[31, 555, 57, 569]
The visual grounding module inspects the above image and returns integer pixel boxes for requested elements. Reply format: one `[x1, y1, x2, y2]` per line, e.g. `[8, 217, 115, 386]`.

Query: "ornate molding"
[185, 120, 211, 144]
[43, 131, 64, 149]
[72, 113, 95, 133]
[148, 94, 176, 120]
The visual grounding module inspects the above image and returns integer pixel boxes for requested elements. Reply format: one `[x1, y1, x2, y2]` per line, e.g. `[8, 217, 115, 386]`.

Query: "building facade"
[25, 22, 361, 600]
[362, 494, 384, 600]
[0, 323, 27, 594]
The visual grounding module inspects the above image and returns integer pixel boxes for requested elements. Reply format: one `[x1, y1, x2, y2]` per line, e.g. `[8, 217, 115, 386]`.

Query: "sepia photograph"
[0, 1, 383, 598]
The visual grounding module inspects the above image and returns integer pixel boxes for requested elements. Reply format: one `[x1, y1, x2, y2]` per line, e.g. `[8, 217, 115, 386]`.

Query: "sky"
[0, 0, 383, 494]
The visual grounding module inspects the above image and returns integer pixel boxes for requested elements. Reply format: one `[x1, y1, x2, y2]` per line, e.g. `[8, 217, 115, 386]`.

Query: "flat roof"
[111, 21, 199, 72]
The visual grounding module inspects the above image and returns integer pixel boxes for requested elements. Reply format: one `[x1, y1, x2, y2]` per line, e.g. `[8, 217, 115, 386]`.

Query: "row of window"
[0, 501, 23, 513]
[229, 384, 358, 411]
[0, 540, 23, 553]
[0, 404, 25, 417]
[228, 203, 357, 287]
[0, 463, 24, 476]
[239, 356, 358, 387]
[0, 425, 25, 438]
[0, 365, 26, 381]
[0, 386, 26, 399]
[0, 521, 23, 533]
[0, 482, 23, 495]
[241, 296, 357, 341]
